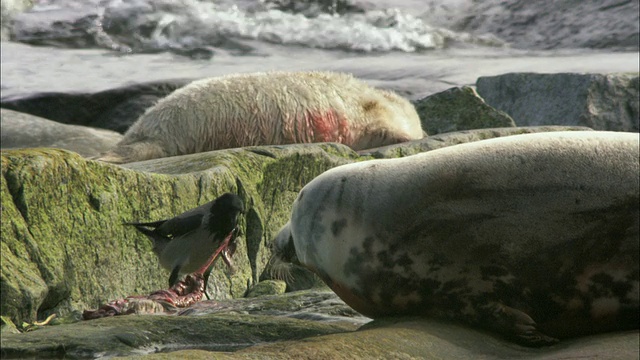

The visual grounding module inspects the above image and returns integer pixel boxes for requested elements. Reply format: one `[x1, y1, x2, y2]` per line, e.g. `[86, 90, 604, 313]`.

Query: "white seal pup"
[273, 131, 639, 347]
[97, 71, 423, 163]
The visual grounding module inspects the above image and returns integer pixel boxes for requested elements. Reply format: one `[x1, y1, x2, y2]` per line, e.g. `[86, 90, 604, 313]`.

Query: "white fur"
[98, 71, 423, 163]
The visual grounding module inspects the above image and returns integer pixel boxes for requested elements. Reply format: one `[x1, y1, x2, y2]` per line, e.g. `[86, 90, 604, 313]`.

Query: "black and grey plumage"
[125, 193, 244, 298]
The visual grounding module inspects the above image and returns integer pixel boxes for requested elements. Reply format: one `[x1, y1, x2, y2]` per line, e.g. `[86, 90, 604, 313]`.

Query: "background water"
[1, 0, 639, 99]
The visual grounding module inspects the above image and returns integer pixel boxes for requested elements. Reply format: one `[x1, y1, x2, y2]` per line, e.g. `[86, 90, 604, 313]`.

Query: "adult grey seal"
[97, 71, 423, 164]
[273, 131, 639, 347]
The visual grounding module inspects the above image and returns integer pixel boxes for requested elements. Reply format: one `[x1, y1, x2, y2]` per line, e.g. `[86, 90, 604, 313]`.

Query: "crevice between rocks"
[3, 171, 30, 225]
[246, 148, 277, 159]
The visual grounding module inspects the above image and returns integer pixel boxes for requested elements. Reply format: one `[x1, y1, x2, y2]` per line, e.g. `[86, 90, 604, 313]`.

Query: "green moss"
[245, 280, 287, 297]
[415, 86, 516, 135]
[1, 144, 362, 325]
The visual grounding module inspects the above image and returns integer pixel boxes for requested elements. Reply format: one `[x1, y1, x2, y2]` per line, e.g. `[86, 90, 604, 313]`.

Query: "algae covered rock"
[414, 86, 515, 135]
[245, 280, 287, 297]
[0, 143, 359, 326]
[476, 72, 640, 132]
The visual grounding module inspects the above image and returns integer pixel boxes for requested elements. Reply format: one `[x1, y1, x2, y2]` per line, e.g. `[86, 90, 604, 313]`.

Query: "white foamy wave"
[12, 0, 505, 56]
[211, 7, 440, 52]
[148, 3, 505, 52]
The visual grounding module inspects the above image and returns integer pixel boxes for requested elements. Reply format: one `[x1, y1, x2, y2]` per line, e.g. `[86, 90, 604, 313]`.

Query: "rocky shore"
[1, 71, 638, 359]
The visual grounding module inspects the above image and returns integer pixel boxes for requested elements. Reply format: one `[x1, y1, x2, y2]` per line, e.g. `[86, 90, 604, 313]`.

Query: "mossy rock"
[0, 144, 359, 326]
[414, 86, 516, 135]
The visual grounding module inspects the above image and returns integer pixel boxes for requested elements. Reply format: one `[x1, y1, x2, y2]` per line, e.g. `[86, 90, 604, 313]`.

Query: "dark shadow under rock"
[0, 79, 192, 133]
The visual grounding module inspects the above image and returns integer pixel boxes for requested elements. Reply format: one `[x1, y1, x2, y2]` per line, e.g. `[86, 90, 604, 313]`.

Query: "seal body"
[276, 131, 639, 346]
[97, 71, 423, 163]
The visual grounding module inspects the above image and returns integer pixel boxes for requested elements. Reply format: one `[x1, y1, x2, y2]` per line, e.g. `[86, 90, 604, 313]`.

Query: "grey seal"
[273, 131, 639, 346]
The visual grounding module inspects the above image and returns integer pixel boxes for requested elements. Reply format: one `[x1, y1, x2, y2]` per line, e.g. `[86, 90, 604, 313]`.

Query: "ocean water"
[1, 0, 639, 99]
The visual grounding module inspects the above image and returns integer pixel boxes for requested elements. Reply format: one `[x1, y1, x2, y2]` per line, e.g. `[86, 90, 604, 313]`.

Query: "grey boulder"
[1, 109, 123, 158]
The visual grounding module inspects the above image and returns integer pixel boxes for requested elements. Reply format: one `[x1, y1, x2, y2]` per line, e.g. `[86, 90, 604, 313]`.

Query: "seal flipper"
[483, 302, 559, 347]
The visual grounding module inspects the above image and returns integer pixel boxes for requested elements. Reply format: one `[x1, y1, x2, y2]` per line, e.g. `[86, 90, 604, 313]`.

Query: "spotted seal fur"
[273, 131, 639, 346]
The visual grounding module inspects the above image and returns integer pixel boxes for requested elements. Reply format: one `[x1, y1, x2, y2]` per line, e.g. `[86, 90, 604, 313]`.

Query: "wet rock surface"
[0, 290, 367, 359]
[2, 290, 637, 359]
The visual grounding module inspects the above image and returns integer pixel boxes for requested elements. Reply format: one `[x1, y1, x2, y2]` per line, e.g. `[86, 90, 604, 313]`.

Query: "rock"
[1, 108, 123, 158]
[448, 0, 640, 50]
[245, 280, 287, 297]
[414, 86, 515, 135]
[181, 289, 367, 325]
[360, 125, 593, 159]
[0, 290, 365, 359]
[1, 316, 20, 335]
[0, 313, 356, 359]
[2, 289, 636, 359]
[0, 143, 358, 326]
[0, 0, 33, 41]
[0, 79, 192, 133]
[170, 322, 638, 360]
[476, 73, 640, 132]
